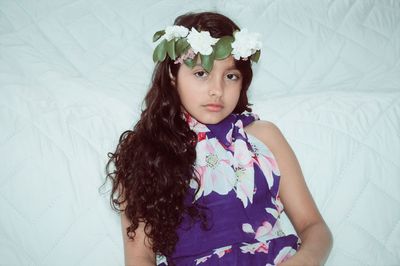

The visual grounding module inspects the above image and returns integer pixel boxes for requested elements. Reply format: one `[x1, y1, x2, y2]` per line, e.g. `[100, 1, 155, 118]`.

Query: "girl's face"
[174, 55, 243, 124]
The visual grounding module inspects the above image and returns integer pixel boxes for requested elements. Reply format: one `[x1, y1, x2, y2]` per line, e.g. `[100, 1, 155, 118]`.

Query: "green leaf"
[200, 52, 215, 73]
[153, 30, 165, 42]
[153, 39, 167, 62]
[184, 58, 195, 68]
[184, 53, 198, 68]
[166, 39, 176, 60]
[214, 36, 233, 60]
[250, 50, 261, 63]
[176, 38, 190, 56]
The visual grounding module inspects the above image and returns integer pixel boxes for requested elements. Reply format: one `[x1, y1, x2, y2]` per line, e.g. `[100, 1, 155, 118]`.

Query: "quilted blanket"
[1, 0, 399, 265]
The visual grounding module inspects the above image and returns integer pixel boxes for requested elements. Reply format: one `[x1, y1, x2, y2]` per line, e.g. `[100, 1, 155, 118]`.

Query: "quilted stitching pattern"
[0, 1, 399, 265]
[253, 91, 400, 265]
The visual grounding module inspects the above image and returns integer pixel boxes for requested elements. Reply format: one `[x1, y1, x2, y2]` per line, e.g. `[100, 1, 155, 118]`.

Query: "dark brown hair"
[102, 11, 254, 260]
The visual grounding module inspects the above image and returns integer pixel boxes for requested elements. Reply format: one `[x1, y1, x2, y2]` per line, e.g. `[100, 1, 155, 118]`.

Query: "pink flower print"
[191, 120, 210, 134]
[240, 242, 269, 254]
[254, 152, 280, 193]
[273, 246, 297, 265]
[195, 254, 212, 265]
[255, 221, 273, 240]
[271, 194, 284, 214]
[213, 245, 232, 258]
[232, 139, 255, 207]
[256, 242, 269, 253]
[234, 119, 247, 139]
[242, 221, 274, 242]
[249, 136, 280, 181]
[184, 111, 210, 134]
[265, 207, 280, 219]
[233, 138, 253, 163]
[263, 219, 287, 240]
[197, 132, 206, 142]
[265, 154, 280, 175]
[225, 127, 233, 144]
[190, 138, 235, 200]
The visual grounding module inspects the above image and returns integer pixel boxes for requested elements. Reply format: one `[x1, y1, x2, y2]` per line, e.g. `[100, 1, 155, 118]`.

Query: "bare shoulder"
[244, 120, 287, 154]
[244, 120, 299, 177]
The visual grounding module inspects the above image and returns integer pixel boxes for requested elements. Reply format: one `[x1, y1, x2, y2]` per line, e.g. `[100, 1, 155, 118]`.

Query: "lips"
[204, 103, 223, 111]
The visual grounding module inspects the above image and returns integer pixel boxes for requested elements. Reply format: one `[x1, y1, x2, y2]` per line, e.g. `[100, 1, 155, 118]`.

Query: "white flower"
[242, 222, 274, 242]
[231, 28, 262, 60]
[213, 245, 232, 258]
[240, 242, 269, 254]
[186, 27, 219, 55]
[232, 138, 255, 207]
[242, 223, 255, 234]
[164, 25, 189, 41]
[195, 254, 212, 265]
[190, 138, 235, 200]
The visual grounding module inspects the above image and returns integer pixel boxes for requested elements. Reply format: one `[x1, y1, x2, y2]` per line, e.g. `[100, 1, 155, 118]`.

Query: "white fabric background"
[0, 0, 399, 265]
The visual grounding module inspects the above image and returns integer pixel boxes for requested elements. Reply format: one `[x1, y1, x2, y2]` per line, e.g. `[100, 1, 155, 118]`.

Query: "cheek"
[177, 85, 196, 106]
[229, 86, 242, 104]
[177, 77, 203, 102]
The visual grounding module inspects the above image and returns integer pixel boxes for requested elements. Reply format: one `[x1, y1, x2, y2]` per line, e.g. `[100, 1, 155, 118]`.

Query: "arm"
[119, 190, 156, 266]
[245, 121, 333, 266]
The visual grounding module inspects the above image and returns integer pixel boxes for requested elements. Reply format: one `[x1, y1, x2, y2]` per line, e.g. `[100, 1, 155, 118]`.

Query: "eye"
[194, 71, 208, 78]
[227, 73, 240, 81]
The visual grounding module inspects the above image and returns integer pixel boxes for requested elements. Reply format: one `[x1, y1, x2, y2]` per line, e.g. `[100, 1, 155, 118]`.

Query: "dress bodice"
[157, 112, 300, 266]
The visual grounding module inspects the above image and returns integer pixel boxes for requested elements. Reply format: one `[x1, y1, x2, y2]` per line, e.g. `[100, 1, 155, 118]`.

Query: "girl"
[105, 11, 333, 266]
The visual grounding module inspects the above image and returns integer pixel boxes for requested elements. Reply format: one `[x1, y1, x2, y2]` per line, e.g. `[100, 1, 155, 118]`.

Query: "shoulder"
[244, 119, 279, 134]
[244, 120, 289, 155]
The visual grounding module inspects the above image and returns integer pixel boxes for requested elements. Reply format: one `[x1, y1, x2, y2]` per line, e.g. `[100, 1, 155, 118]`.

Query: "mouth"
[204, 103, 223, 112]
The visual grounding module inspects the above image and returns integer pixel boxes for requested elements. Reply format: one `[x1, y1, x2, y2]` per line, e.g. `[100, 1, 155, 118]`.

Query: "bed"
[1, 0, 399, 265]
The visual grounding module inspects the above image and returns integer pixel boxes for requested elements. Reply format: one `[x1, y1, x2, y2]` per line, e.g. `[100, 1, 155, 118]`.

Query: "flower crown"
[152, 25, 262, 72]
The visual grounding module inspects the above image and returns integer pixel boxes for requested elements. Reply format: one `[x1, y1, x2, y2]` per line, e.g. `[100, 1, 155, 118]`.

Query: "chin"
[196, 113, 227, 125]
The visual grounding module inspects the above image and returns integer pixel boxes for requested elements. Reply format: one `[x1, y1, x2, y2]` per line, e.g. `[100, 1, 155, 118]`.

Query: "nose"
[208, 75, 224, 97]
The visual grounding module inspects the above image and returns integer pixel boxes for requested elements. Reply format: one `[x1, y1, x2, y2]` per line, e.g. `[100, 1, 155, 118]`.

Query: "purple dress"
[157, 112, 300, 266]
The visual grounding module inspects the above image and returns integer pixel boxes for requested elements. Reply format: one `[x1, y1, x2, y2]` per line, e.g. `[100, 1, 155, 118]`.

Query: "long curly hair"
[102, 11, 254, 260]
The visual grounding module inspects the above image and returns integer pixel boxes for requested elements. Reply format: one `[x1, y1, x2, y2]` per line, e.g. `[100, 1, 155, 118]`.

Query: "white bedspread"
[1, 1, 399, 265]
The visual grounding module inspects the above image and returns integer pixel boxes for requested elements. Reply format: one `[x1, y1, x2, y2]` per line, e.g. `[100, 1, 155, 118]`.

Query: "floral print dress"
[157, 112, 300, 266]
